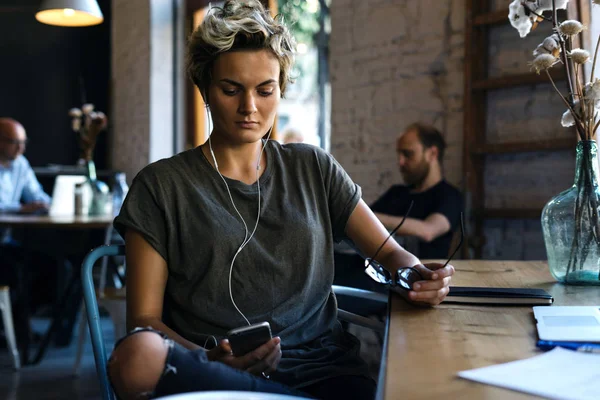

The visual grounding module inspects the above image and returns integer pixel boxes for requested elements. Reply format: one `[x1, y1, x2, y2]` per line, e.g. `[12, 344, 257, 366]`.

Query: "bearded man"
[371, 122, 463, 259]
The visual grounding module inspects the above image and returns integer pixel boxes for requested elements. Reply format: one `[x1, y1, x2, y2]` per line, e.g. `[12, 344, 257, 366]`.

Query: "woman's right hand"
[206, 337, 282, 377]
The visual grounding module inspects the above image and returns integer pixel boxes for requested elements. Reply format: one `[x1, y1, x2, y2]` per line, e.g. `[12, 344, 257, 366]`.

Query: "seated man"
[0, 118, 50, 219]
[372, 122, 463, 259]
[0, 118, 53, 358]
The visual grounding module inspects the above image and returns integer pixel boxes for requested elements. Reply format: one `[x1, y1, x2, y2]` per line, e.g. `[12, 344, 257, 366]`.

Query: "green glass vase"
[541, 140, 600, 285]
[85, 160, 110, 216]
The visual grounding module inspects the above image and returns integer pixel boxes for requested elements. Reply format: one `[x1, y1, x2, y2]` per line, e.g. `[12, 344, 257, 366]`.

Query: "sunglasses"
[364, 204, 464, 291]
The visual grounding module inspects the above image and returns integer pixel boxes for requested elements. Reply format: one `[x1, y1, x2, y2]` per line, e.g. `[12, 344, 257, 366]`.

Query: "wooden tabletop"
[381, 260, 600, 400]
[0, 214, 114, 229]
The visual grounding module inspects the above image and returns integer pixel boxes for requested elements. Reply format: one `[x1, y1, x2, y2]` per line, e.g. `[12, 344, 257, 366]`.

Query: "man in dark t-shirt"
[371, 122, 463, 259]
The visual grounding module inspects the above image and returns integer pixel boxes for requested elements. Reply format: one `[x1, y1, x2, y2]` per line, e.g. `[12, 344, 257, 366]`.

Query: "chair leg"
[73, 303, 88, 376]
[0, 287, 21, 370]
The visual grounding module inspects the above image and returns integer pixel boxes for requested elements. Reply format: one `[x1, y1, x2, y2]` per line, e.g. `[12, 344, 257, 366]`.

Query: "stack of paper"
[458, 347, 600, 400]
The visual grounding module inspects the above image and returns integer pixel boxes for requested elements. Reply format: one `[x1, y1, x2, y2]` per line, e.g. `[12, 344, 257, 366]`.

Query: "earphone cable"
[206, 112, 270, 326]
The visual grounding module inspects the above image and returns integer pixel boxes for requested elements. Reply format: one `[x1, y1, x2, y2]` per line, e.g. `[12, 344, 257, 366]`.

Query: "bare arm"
[125, 229, 201, 350]
[346, 200, 453, 306]
[125, 229, 282, 373]
[346, 200, 420, 274]
[374, 212, 451, 243]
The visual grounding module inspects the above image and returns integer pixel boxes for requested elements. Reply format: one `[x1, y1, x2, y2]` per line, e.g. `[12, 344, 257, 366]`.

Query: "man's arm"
[19, 164, 51, 205]
[374, 212, 451, 243]
[0, 202, 22, 213]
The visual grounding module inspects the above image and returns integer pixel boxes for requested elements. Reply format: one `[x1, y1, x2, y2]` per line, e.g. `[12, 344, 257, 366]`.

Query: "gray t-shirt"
[114, 141, 370, 388]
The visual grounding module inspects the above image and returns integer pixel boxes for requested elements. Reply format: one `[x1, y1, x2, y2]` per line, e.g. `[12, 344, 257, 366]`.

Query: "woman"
[107, 1, 454, 399]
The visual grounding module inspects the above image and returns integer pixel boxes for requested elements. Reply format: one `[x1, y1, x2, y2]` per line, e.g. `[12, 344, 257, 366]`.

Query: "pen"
[536, 340, 600, 354]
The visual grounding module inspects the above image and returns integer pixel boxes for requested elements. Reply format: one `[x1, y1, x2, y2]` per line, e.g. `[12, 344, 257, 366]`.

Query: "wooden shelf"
[473, 69, 566, 91]
[473, 10, 509, 27]
[473, 138, 575, 155]
[482, 208, 543, 219]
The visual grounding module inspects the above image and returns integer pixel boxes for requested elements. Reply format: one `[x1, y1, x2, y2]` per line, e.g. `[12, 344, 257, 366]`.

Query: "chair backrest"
[81, 244, 125, 400]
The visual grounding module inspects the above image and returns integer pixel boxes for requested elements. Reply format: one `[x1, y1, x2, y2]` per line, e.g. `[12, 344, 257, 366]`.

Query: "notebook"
[443, 286, 554, 305]
[534, 306, 600, 342]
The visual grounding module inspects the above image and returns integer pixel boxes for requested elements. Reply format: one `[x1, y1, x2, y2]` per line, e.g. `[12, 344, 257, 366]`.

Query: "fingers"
[412, 276, 451, 292]
[405, 263, 454, 306]
[206, 339, 233, 362]
[407, 285, 449, 305]
[245, 339, 282, 376]
[219, 339, 233, 354]
[412, 263, 455, 280]
[240, 337, 281, 373]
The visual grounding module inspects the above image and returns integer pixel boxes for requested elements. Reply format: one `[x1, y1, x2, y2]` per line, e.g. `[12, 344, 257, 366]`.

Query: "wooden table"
[379, 260, 600, 400]
[0, 213, 114, 365]
[0, 214, 114, 229]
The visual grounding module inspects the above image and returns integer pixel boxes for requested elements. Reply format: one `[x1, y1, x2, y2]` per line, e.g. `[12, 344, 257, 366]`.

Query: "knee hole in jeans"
[108, 330, 171, 400]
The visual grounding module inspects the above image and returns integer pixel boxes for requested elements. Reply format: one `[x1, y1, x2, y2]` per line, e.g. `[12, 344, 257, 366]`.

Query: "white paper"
[458, 348, 600, 400]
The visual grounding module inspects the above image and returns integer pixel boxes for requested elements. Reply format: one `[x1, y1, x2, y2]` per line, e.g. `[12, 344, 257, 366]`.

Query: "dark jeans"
[0, 243, 60, 344]
[109, 328, 376, 400]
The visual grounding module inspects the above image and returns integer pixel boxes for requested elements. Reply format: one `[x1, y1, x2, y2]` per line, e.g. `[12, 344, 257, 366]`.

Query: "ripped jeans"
[107, 327, 310, 399]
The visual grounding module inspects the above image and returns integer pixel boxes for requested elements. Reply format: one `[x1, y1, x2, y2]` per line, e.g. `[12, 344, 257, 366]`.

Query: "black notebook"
[444, 286, 554, 305]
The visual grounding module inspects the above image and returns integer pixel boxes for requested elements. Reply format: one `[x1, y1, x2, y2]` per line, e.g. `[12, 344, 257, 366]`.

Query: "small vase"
[541, 140, 600, 285]
[85, 160, 110, 216]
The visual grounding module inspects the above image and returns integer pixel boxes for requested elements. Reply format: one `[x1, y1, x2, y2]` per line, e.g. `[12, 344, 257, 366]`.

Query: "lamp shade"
[35, 0, 104, 27]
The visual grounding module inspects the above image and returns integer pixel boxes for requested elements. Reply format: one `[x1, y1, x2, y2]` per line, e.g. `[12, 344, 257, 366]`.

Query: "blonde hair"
[187, 0, 296, 102]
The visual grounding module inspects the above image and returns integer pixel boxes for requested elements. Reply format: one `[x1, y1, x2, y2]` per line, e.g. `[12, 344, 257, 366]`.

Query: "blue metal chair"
[81, 244, 125, 400]
[81, 244, 387, 400]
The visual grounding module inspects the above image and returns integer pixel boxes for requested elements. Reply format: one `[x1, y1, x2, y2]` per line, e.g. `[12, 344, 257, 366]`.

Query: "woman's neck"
[202, 137, 267, 185]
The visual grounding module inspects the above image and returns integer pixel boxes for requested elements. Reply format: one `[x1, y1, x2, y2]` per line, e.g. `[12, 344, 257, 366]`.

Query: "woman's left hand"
[401, 263, 454, 306]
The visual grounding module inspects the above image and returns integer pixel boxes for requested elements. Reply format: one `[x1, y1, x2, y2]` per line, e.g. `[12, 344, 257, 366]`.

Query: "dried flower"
[82, 103, 95, 114]
[561, 103, 578, 127]
[533, 34, 561, 58]
[530, 53, 557, 74]
[509, 0, 570, 38]
[569, 48, 590, 64]
[509, 0, 535, 38]
[68, 108, 82, 118]
[558, 20, 584, 36]
[69, 103, 108, 162]
[585, 79, 600, 101]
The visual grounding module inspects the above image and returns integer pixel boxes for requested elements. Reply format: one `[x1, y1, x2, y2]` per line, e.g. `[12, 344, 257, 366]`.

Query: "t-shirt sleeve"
[113, 168, 168, 261]
[435, 186, 463, 231]
[314, 149, 362, 242]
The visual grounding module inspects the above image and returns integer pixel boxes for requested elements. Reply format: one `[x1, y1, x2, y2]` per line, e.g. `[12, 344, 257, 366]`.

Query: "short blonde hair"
[187, 0, 296, 101]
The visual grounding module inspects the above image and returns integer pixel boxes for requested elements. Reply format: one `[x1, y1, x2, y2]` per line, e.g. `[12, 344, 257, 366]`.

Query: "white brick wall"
[330, 0, 466, 204]
[329, 0, 577, 260]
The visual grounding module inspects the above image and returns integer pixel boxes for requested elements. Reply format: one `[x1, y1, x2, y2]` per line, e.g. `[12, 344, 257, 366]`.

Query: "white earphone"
[206, 109, 272, 326]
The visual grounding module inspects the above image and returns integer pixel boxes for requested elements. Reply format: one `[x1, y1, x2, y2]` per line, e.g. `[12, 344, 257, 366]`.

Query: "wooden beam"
[473, 10, 508, 27]
[473, 69, 566, 91]
[463, 0, 490, 259]
[482, 208, 543, 219]
[473, 138, 575, 155]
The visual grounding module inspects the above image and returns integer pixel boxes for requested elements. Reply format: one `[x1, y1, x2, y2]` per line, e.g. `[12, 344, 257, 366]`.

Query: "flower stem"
[552, 0, 576, 105]
[546, 70, 586, 140]
[591, 32, 600, 82]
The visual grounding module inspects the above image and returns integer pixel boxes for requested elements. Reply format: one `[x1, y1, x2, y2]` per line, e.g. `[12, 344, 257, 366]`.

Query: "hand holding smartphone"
[227, 321, 272, 357]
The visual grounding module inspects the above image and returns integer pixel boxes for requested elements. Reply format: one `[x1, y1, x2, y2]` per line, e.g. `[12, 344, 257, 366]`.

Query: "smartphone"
[227, 321, 272, 356]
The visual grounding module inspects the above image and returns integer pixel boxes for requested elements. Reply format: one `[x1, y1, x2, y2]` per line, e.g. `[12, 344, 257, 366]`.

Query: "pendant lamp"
[35, 0, 104, 27]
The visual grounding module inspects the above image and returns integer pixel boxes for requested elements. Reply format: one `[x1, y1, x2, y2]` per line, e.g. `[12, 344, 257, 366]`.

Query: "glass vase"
[541, 140, 600, 285]
[85, 160, 110, 216]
